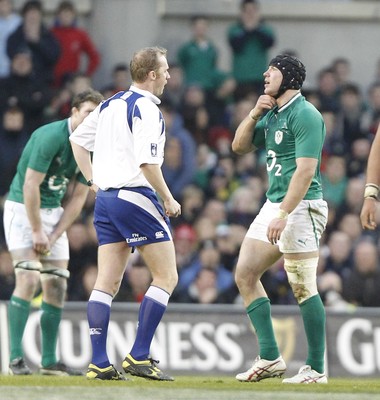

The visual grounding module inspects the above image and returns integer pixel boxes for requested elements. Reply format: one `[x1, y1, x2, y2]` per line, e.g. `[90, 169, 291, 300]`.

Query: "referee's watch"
[87, 179, 93, 187]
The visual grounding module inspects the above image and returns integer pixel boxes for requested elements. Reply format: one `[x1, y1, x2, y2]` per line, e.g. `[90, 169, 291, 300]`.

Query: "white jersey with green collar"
[253, 93, 326, 203]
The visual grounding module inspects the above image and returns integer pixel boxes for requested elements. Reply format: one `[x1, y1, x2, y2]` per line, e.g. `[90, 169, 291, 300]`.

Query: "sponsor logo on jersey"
[155, 231, 164, 239]
[151, 143, 158, 156]
[89, 328, 102, 335]
[275, 130, 283, 144]
[126, 233, 148, 244]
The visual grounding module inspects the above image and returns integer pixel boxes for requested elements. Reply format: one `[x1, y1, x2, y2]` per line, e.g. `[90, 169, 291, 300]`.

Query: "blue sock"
[130, 286, 170, 360]
[87, 290, 113, 368]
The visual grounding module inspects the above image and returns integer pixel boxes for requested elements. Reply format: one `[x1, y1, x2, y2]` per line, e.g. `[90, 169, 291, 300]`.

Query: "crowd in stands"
[1, 0, 380, 309]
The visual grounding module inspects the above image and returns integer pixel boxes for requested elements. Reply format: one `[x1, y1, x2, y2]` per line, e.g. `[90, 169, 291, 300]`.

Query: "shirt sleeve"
[293, 108, 325, 159]
[28, 132, 61, 173]
[252, 120, 266, 149]
[133, 98, 164, 167]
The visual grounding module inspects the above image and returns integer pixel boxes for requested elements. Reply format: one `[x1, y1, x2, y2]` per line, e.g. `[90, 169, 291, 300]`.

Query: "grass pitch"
[1, 375, 380, 400]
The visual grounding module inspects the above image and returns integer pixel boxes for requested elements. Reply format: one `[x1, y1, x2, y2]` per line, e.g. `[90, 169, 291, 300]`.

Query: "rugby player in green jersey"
[232, 54, 328, 384]
[3, 89, 103, 375]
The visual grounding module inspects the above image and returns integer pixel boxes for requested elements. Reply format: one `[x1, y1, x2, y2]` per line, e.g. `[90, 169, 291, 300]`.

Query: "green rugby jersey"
[253, 93, 325, 203]
[8, 119, 86, 208]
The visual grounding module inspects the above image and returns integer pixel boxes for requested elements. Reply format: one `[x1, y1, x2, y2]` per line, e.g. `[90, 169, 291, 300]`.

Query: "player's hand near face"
[360, 198, 378, 230]
[232, 94, 276, 155]
[251, 95, 277, 119]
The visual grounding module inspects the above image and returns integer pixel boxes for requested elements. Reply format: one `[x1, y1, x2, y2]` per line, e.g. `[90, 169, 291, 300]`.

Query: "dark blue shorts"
[94, 187, 172, 246]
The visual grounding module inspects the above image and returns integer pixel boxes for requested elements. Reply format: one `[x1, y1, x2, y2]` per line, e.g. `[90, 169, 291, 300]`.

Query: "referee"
[70, 46, 181, 381]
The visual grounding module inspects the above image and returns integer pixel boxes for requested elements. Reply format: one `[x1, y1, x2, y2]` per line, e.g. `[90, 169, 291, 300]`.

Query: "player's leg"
[4, 201, 40, 375]
[86, 241, 130, 381]
[235, 237, 286, 382]
[122, 240, 177, 381]
[282, 253, 327, 383]
[38, 258, 82, 376]
[86, 191, 136, 380]
[8, 249, 40, 375]
[280, 199, 328, 384]
[20, 207, 81, 376]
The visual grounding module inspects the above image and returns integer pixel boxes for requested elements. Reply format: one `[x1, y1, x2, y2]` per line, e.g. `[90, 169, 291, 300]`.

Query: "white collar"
[278, 92, 301, 113]
[129, 85, 161, 105]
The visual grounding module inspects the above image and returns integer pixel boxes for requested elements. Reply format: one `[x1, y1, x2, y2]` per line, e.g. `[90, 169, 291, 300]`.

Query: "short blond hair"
[130, 46, 167, 83]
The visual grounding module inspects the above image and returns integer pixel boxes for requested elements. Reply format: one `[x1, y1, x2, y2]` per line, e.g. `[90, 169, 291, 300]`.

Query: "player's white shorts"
[246, 198, 328, 253]
[3, 200, 70, 260]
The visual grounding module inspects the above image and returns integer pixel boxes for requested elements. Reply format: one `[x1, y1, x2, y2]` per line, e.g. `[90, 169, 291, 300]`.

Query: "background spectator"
[322, 230, 353, 280]
[321, 154, 348, 210]
[175, 266, 219, 304]
[66, 220, 97, 301]
[177, 15, 235, 127]
[115, 256, 152, 303]
[174, 184, 204, 228]
[316, 67, 340, 113]
[180, 84, 209, 144]
[0, 45, 52, 133]
[227, 0, 275, 100]
[7, 0, 60, 85]
[177, 15, 219, 93]
[45, 71, 92, 121]
[342, 239, 380, 307]
[364, 81, 380, 135]
[177, 239, 233, 293]
[160, 99, 197, 199]
[335, 83, 368, 152]
[51, 0, 100, 88]
[0, 245, 15, 300]
[71, 262, 98, 301]
[0, 106, 28, 197]
[172, 223, 198, 272]
[331, 57, 352, 90]
[161, 63, 185, 111]
[0, 0, 21, 78]
[101, 62, 130, 98]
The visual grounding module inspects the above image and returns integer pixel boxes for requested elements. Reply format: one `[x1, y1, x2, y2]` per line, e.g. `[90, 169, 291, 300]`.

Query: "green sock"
[8, 296, 31, 361]
[246, 297, 280, 360]
[300, 294, 326, 373]
[40, 301, 62, 368]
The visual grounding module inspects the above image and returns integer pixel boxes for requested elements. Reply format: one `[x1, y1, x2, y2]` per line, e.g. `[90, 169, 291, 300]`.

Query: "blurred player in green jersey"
[3, 88, 103, 375]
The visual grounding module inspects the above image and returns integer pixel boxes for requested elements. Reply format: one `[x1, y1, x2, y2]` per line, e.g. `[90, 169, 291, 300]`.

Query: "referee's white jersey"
[70, 85, 165, 191]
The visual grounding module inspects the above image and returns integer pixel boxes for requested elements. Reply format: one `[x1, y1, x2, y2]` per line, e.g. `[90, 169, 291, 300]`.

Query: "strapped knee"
[14, 260, 43, 274]
[40, 263, 70, 281]
[284, 257, 319, 304]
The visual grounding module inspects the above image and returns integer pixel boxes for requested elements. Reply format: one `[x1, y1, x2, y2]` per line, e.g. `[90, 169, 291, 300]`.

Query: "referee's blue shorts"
[94, 187, 172, 246]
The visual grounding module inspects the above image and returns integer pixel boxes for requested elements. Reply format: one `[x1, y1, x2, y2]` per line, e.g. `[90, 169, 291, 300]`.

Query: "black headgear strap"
[269, 54, 306, 98]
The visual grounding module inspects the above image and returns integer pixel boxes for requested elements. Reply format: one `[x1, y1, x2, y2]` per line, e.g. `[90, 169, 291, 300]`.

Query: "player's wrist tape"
[277, 209, 289, 220]
[364, 183, 379, 200]
[249, 111, 260, 121]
